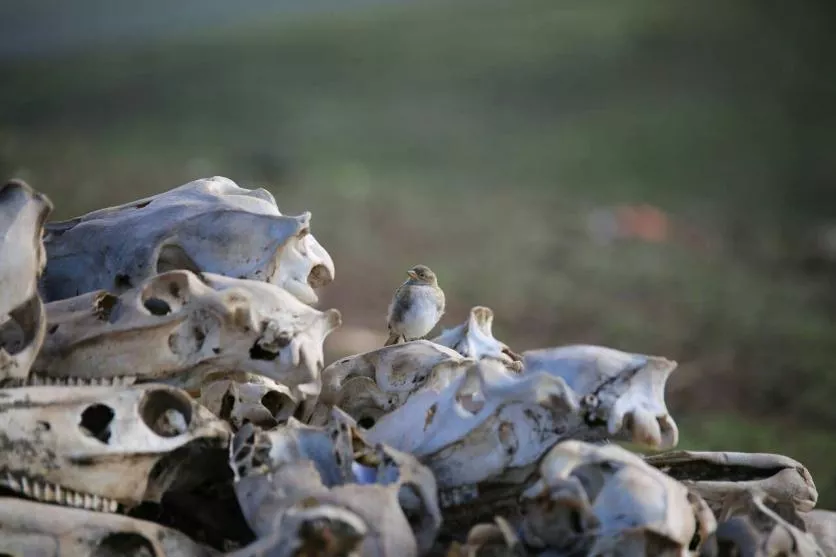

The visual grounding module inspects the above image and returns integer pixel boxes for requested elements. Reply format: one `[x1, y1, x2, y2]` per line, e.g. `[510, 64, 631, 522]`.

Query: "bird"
[385, 264, 445, 346]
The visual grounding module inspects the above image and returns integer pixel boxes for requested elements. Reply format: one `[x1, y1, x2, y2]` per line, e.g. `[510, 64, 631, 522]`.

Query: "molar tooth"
[42, 482, 55, 502]
[4, 473, 20, 491]
[20, 475, 31, 496]
[91, 494, 101, 510]
[74, 492, 84, 507]
[31, 480, 43, 500]
[108, 499, 119, 512]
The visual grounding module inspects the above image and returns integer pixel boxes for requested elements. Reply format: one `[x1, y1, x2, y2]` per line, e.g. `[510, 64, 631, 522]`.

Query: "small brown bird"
[385, 264, 445, 346]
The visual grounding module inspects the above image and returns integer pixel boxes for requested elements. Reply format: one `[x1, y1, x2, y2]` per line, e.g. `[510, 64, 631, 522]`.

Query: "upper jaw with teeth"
[29, 270, 340, 392]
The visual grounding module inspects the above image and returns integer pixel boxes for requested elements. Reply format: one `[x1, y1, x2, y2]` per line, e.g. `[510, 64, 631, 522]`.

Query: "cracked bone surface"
[522, 344, 680, 450]
[0, 180, 52, 382]
[519, 440, 710, 557]
[32, 270, 341, 390]
[39, 176, 335, 304]
[431, 306, 523, 372]
[0, 384, 230, 511]
[644, 450, 819, 515]
[710, 490, 825, 556]
[229, 410, 441, 557]
[0, 497, 219, 557]
[311, 339, 484, 427]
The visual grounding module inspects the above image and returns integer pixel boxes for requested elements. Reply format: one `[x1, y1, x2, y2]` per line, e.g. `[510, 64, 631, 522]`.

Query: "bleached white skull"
[802, 510, 836, 556]
[39, 176, 334, 304]
[0, 179, 52, 382]
[0, 384, 230, 512]
[0, 497, 219, 557]
[365, 359, 590, 529]
[519, 440, 712, 557]
[311, 340, 479, 428]
[432, 306, 523, 372]
[199, 371, 301, 430]
[523, 344, 680, 449]
[644, 450, 819, 515]
[31, 270, 341, 391]
[230, 410, 441, 557]
[711, 490, 825, 556]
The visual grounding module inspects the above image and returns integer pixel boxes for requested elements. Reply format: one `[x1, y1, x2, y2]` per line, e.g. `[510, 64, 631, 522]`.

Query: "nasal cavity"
[79, 404, 115, 444]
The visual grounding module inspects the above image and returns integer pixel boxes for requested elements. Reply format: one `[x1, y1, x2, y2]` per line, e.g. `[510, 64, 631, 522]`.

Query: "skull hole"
[357, 416, 376, 429]
[92, 533, 157, 557]
[139, 389, 193, 437]
[79, 404, 115, 444]
[93, 292, 119, 321]
[143, 298, 171, 316]
[308, 263, 332, 288]
[114, 274, 133, 289]
[155, 243, 201, 276]
[0, 296, 41, 355]
[249, 340, 279, 361]
[260, 390, 292, 417]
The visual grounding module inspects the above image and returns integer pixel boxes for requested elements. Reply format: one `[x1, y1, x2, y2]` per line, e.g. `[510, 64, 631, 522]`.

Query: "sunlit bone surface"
[431, 306, 523, 371]
[645, 450, 818, 514]
[519, 440, 707, 557]
[39, 176, 335, 304]
[311, 340, 481, 428]
[230, 411, 440, 557]
[522, 344, 680, 450]
[0, 384, 230, 512]
[0, 180, 53, 382]
[0, 497, 219, 557]
[32, 270, 341, 390]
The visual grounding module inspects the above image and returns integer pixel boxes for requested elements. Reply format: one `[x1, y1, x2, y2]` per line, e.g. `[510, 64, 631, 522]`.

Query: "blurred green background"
[2, 0, 835, 505]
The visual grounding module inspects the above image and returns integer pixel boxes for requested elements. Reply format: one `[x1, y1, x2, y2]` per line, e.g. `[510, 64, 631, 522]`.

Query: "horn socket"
[139, 389, 193, 437]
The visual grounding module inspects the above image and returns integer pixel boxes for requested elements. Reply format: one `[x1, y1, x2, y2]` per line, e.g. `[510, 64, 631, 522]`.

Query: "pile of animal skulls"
[0, 176, 832, 557]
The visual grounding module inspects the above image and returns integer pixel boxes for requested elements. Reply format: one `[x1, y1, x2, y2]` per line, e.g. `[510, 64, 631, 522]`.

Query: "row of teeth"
[25, 374, 136, 387]
[3, 473, 120, 512]
[438, 484, 480, 509]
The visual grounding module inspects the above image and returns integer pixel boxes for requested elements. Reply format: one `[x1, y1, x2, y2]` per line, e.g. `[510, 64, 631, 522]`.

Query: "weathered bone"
[644, 450, 818, 514]
[431, 307, 523, 371]
[0, 384, 230, 511]
[0, 497, 219, 556]
[802, 510, 836, 556]
[523, 344, 680, 449]
[39, 176, 334, 304]
[311, 340, 480, 427]
[199, 371, 301, 431]
[230, 410, 440, 557]
[711, 490, 825, 556]
[31, 270, 341, 391]
[519, 440, 708, 557]
[0, 180, 53, 382]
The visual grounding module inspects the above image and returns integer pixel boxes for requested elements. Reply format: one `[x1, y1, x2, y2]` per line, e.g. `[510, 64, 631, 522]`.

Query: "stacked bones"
[0, 176, 833, 557]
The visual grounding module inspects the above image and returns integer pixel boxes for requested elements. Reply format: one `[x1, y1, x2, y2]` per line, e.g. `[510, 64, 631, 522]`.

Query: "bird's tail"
[384, 332, 401, 347]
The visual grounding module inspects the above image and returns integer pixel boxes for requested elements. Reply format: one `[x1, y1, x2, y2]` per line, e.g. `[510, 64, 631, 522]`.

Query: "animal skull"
[431, 306, 523, 371]
[0, 497, 219, 557]
[0, 384, 230, 512]
[40, 176, 335, 304]
[644, 450, 819, 515]
[311, 340, 479, 428]
[523, 344, 680, 450]
[0, 180, 52, 382]
[32, 270, 341, 391]
[365, 359, 594, 529]
[710, 490, 825, 556]
[445, 516, 527, 557]
[519, 440, 710, 557]
[199, 371, 301, 430]
[230, 410, 441, 557]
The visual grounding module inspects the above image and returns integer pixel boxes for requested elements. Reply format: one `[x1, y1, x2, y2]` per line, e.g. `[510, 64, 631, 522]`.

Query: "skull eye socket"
[139, 389, 193, 437]
[92, 532, 157, 557]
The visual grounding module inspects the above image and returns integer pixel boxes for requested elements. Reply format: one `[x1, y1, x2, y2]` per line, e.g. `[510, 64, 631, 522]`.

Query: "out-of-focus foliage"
[1, 0, 834, 504]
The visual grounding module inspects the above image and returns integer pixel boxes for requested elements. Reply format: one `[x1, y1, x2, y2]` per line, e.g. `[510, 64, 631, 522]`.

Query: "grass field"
[2, 0, 835, 505]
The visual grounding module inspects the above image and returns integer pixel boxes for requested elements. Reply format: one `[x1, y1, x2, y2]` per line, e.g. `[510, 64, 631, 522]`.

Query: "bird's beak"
[407, 270, 418, 280]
